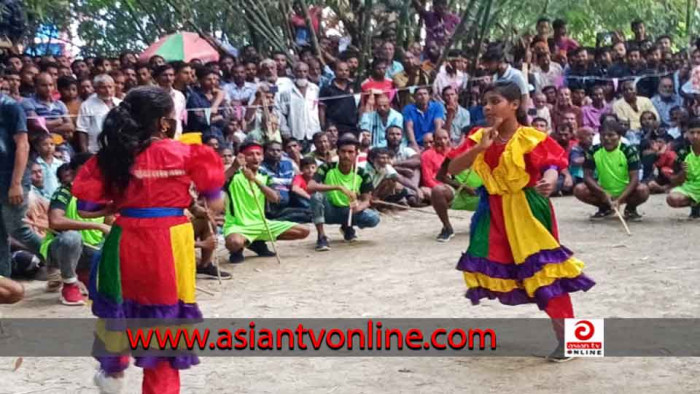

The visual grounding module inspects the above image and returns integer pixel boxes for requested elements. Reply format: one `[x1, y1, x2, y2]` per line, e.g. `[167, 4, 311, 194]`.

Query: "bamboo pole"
[355, 0, 374, 91]
[297, 0, 325, 66]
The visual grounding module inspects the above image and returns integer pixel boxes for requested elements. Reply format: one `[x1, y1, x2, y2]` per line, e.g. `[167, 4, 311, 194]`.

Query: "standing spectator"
[552, 87, 583, 131]
[442, 86, 470, 145]
[651, 76, 683, 127]
[71, 59, 90, 80]
[22, 72, 74, 138]
[656, 35, 673, 54]
[223, 64, 256, 105]
[613, 81, 659, 130]
[582, 85, 612, 131]
[432, 50, 468, 101]
[19, 64, 39, 98]
[289, 3, 320, 46]
[185, 66, 227, 141]
[57, 76, 81, 126]
[534, 17, 555, 53]
[319, 61, 357, 134]
[380, 42, 404, 79]
[244, 61, 259, 84]
[260, 58, 293, 93]
[360, 59, 395, 109]
[154, 64, 187, 138]
[0, 94, 41, 277]
[78, 78, 94, 101]
[171, 62, 192, 96]
[482, 46, 529, 110]
[411, 0, 460, 50]
[109, 70, 126, 100]
[121, 66, 138, 92]
[609, 45, 646, 79]
[6, 70, 22, 102]
[403, 87, 445, 150]
[135, 63, 153, 86]
[360, 94, 403, 148]
[277, 62, 321, 146]
[76, 74, 121, 153]
[272, 51, 290, 78]
[421, 41, 441, 74]
[308, 134, 380, 251]
[630, 19, 650, 47]
[532, 51, 564, 93]
[552, 18, 579, 56]
[6, 55, 22, 73]
[393, 50, 431, 108]
[566, 47, 598, 93]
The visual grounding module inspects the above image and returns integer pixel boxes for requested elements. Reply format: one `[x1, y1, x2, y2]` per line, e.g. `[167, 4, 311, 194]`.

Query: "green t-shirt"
[224, 170, 272, 227]
[584, 142, 640, 197]
[454, 169, 483, 189]
[313, 162, 373, 207]
[676, 145, 700, 194]
[40, 185, 105, 258]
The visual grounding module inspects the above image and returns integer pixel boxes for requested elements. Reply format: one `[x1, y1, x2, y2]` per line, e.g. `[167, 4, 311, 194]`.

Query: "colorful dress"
[456, 127, 595, 310]
[71, 138, 224, 373]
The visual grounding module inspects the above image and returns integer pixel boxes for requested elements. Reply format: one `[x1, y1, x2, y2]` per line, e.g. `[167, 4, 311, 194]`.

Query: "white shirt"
[433, 70, 468, 101]
[276, 82, 321, 141]
[169, 88, 186, 139]
[76, 94, 122, 153]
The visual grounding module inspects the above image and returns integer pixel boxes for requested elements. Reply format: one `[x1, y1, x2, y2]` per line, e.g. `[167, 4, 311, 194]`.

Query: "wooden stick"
[202, 200, 222, 285]
[195, 286, 215, 296]
[611, 205, 632, 236]
[372, 200, 471, 220]
[249, 180, 282, 264]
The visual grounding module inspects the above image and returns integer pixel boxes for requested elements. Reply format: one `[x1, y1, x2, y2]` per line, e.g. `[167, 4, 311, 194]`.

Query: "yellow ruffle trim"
[462, 257, 586, 297]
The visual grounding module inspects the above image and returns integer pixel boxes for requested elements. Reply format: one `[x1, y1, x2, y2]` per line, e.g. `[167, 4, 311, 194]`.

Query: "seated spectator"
[532, 92, 552, 132]
[261, 141, 311, 223]
[403, 87, 445, 151]
[422, 132, 435, 150]
[574, 117, 650, 221]
[306, 131, 337, 166]
[666, 106, 688, 140]
[482, 46, 529, 109]
[223, 141, 310, 263]
[291, 157, 317, 209]
[283, 137, 303, 171]
[22, 72, 74, 139]
[432, 50, 468, 102]
[442, 86, 470, 145]
[308, 134, 380, 251]
[626, 110, 658, 147]
[32, 133, 63, 197]
[393, 50, 431, 108]
[569, 127, 595, 185]
[319, 61, 357, 134]
[27, 161, 50, 237]
[667, 120, 700, 218]
[380, 42, 404, 79]
[385, 126, 423, 205]
[542, 85, 558, 106]
[613, 80, 659, 130]
[531, 117, 549, 132]
[532, 51, 564, 93]
[430, 138, 483, 242]
[551, 87, 582, 131]
[651, 76, 682, 127]
[551, 124, 576, 195]
[420, 129, 451, 201]
[359, 94, 403, 148]
[41, 154, 110, 305]
[188, 199, 231, 279]
[365, 147, 405, 203]
[581, 85, 611, 131]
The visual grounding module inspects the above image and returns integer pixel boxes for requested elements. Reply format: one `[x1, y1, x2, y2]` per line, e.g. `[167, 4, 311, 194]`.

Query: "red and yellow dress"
[454, 127, 594, 310]
[72, 139, 224, 377]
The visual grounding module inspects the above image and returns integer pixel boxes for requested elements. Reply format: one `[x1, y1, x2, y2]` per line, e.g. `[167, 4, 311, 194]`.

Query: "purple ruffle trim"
[200, 188, 222, 200]
[91, 293, 203, 321]
[465, 275, 596, 310]
[93, 295, 203, 373]
[77, 200, 105, 212]
[456, 247, 574, 280]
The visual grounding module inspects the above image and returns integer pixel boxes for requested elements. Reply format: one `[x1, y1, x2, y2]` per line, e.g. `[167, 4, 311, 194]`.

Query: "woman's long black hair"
[483, 81, 530, 125]
[97, 86, 174, 197]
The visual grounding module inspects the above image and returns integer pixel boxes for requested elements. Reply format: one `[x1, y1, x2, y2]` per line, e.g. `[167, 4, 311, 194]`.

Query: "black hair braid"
[96, 86, 174, 197]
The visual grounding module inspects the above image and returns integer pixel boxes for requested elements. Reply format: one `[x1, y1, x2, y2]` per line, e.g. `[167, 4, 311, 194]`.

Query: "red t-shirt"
[361, 78, 395, 105]
[421, 147, 450, 188]
[292, 174, 309, 192]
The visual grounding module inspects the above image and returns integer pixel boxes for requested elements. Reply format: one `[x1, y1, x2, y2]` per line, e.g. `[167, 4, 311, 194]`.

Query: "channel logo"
[564, 319, 604, 357]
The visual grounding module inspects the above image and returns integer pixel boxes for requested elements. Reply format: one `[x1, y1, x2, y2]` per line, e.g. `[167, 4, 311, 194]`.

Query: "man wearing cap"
[223, 141, 310, 263]
[308, 134, 380, 251]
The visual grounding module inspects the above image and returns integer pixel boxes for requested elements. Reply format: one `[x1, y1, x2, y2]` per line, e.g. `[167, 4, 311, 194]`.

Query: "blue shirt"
[385, 61, 405, 79]
[494, 65, 529, 96]
[359, 109, 404, 148]
[0, 94, 29, 195]
[21, 96, 68, 119]
[402, 101, 445, 146]
[650, 94, 682, 127]
[261, 157, 295, 205]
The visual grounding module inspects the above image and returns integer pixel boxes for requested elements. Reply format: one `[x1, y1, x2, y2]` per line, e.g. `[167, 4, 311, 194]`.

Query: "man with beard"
[277, 62, 321, 148]
[319, 61, 357, 134]
[259, 58, 293, 95]
[393, 50, 431, 108]
[360, 94, 403, 148]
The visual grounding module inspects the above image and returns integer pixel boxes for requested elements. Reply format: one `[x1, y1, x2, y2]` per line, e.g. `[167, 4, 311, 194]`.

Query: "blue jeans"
[0, 187, 43, 277]
[47, 231, 95, 281]
[310, 193, 380, 229]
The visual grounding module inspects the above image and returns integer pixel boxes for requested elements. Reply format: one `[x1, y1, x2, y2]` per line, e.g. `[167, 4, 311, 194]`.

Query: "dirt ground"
[1, 194, 699, 393]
